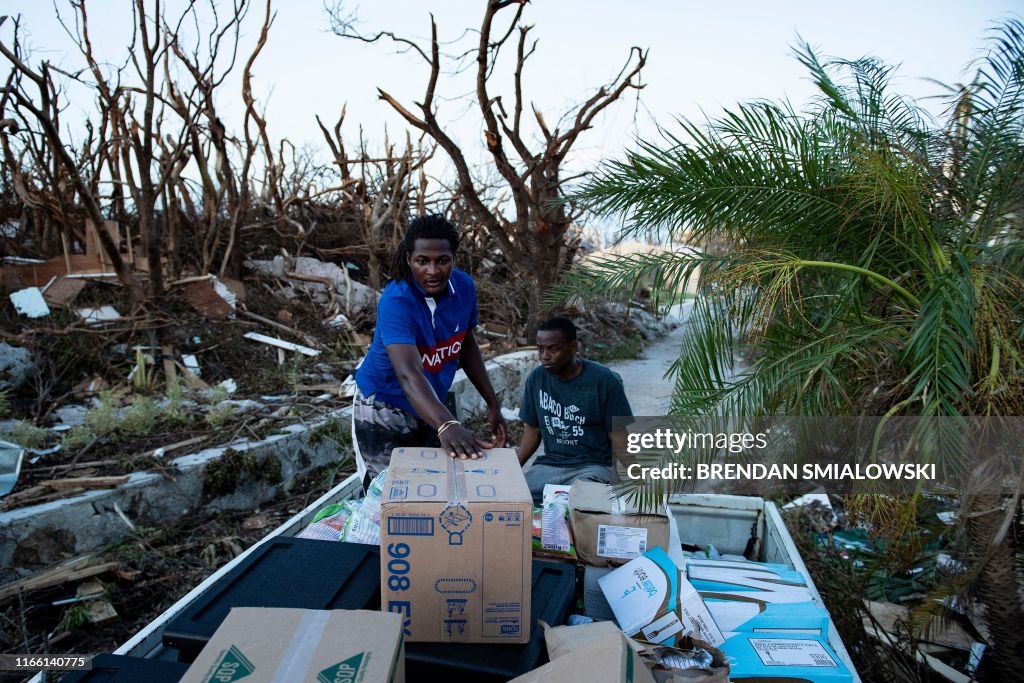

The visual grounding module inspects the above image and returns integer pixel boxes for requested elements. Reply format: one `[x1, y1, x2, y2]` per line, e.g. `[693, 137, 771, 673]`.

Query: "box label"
[750, 638, 838, 668]
[597, 525, 648, 559]
[541, 504, 571, 552]
[202, 645, 255, 683]
[641, 610, 684, 643]
[387, 516, 434, 536]
[317, 652, 368, 683]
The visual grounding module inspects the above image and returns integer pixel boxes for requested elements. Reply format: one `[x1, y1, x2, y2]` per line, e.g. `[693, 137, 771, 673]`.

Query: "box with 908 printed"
[380, 447, 532, 643]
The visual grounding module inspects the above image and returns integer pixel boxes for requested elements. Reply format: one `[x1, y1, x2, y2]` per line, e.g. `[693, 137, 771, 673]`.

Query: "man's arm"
[386, 343, 487, 458]
[459, 329, 507, 447]
[518, 424, 542, 466]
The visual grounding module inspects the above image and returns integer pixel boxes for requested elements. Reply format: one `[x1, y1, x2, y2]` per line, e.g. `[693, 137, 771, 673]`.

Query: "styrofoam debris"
[10, 287, 51, 318]
[78, 305, 122, 326]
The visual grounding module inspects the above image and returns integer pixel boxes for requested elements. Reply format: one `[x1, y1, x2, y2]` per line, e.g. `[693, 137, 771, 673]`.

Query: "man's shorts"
[351, 387, 439, 484]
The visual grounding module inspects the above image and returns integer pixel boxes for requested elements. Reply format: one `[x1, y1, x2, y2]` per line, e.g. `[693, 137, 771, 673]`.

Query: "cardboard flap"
[569, 481, 667, 518]
[384, 447, 530, 504]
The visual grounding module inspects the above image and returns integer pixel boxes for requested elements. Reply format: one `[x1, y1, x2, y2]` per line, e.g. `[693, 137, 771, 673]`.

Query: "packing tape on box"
[270, 610, 330, 683]
[448, 458, 468, 504]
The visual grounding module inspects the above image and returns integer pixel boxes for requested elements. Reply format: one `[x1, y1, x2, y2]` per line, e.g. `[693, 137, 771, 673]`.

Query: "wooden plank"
[39, 475, 131, 490]
[1, 255, 106, 288]
[84, 219, 121, 270]
[183, 280, 233, 320]
[0, 558, 121, 604]
[243, 331, 321, 357]
[161, 345, 177, 388]
[173, 361, 210, 390]
[41, 277, 87, 308]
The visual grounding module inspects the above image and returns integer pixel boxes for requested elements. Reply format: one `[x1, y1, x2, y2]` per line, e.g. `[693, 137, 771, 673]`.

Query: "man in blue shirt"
[517, 317, 633, 505]
[353, 215, 506, 483]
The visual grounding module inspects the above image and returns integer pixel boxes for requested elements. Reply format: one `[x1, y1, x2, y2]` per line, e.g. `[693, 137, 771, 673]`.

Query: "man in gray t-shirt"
[517, 317, 633, 504]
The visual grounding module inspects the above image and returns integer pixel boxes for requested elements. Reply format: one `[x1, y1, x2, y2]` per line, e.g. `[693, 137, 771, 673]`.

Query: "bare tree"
[331, 1, 646, 324]
[0, 14, 146, 303]
[318, 108, 434, 288]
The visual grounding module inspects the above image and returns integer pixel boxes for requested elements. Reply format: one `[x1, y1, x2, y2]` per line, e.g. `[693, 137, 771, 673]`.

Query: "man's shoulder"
[381, 278, 411, 302]
[524, 364, 546, 384]
[377, 281, 419, 324]
[582, 359, 624, 384]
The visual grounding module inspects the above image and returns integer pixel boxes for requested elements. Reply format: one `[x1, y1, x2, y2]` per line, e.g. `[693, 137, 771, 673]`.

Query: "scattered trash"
[936, 553, 967, 574]
[217, 379, 238, 394]
[937, 511, 957, 525]
[324, 313, 349, 328]
[243, 331, 321, 358]
[53, 404, 89, 428]
[0, 440, 26, 497]
[10, 286, 51, 318]
[41, 277, 87, 308]
[241, 514, 274, 530]
[77, 305, 122, 326]
[183, 277, 235, 320]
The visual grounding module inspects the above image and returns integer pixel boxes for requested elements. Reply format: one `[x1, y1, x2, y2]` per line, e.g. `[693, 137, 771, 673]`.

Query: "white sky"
[3, 1, 1021, 200]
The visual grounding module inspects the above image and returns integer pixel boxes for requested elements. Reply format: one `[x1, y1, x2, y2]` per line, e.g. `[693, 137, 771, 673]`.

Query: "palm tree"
[558, 20, 1024, 679]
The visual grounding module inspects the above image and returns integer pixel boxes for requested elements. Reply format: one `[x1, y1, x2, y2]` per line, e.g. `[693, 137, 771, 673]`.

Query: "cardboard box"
[508, 621, 656, 683]
[380, 447, 532, 643]
[599, 547, 724, 647]
[719, 631, 854, 683]
[180, 607, 404, 683]
[582, 565, 616, 621]
[705, 599, 832, 636]
[569, 481, 670, 567]
[685, 561, 808, 590]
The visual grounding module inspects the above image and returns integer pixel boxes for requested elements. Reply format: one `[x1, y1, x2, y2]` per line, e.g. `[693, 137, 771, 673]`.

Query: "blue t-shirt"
[355, 269, 478, 418]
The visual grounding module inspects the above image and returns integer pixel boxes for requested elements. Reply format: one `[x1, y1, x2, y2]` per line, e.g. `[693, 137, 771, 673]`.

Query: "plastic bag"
[296, 467, 389, 544]
[532, 484, 577, 560]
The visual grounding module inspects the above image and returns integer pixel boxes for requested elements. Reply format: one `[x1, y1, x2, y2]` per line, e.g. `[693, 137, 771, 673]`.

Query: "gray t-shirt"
[519, 360, 633, 469]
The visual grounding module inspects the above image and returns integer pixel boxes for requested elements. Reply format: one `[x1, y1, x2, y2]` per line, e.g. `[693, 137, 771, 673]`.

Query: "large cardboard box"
[569, 481, 670, 567]
[507, 621, 656, 683]
[380, 447, 532, 643]
[180, 607, 404, 683]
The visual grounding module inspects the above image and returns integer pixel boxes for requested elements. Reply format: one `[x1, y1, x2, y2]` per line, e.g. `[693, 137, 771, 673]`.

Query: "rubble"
[0, 342, 34, 391]
[9, 286, 51, 318]
[77, 305, 122, 326]
[244, 255, 379, 316]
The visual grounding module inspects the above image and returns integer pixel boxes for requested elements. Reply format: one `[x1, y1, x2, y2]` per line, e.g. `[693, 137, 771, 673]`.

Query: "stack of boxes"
[565, 482, 854, 682]
[165, 453, 852, 682]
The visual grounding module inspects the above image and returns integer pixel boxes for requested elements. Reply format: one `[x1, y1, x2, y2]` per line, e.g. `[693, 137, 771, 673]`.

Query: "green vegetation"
[120, 396, 161, 435]
[203, 448, 283, 497]
[585, 329, 642, 363]
[5, 420, 48, 449]
[61, 390, 121, 449]
[561, 20, 1024, 678]
[204, 403, 238, 428]
[308, 418, 349, 448]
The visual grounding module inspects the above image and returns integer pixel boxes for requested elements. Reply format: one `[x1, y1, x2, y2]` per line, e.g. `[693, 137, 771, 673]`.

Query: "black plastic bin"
[162, 537, 380, 662]
[59, 654, 188, 682]
[405, 559, 576, 683]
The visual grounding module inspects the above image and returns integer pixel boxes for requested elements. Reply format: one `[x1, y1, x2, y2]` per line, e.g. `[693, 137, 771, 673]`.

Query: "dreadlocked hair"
[389, 214, 461, 283]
